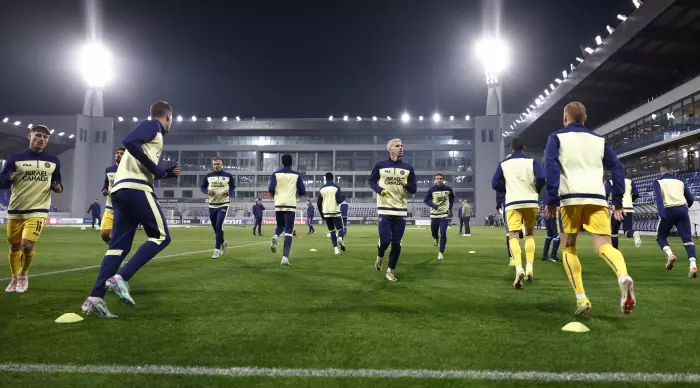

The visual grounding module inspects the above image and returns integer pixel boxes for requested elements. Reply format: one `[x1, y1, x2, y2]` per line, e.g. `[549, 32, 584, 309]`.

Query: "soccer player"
[1, 125, 62, 293]
[318, 172, 346, 255]
[82, 101, 180, 318]
[306, 200, 316, 235]
[252, 198, 265, 236]
[424, 173, 455, 261]
[86, 199, 102, 230]
[201, 156, 235, 259]
[541, 189, 560, 262]
[605, 177, 642, 249]
[269, 154, 306, 265]
[545, 101, 635, 316]
[340, 199, 349, 236]
[492, 137, 544, 287]
[100, 147, 125, 243]
[368, 138, 417, 281]
[654, 162, 697, 278]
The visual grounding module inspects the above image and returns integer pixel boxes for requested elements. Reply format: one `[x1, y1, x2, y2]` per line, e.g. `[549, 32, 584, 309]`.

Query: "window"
[694, 93, 700, 117]
[163, 190, 174, 198]
[488, 130, 494, 142]
[238, 175, 256, 188]
[101, 131, 107, 143]
[79, 128, 84, 142]
[335, 151, 354, 171]
[334, 175, 353, 188]
[94, 131, 100, 143]
[182, 190, 193, 198]
[179, 175, 199, 187]
[262, 153, 280, 172]
[237, 191, 254, 199]
[317, 152, 333, 171]
[159, 176, 178, 188]
[683, 97, 694, 118]
[481, 130, 486, 142]
[297, 152, 315, 173]
[257, 175, 270, 188]
[160, 151, 179, 167]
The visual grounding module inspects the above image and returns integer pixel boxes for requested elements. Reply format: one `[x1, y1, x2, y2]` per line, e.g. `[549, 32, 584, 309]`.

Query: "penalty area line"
[0, 242, 269, 281]
[0, 363, 698, 383]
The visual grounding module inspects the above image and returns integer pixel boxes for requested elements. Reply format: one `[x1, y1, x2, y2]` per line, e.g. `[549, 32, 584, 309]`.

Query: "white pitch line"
[0, 363, 699, 383]
[0, 242, 269, 281]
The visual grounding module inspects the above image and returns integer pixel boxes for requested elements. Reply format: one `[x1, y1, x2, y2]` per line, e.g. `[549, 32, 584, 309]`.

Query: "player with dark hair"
[492, 137, 545, 287]
[424, 173, 454, 261]
[201, 156, 235, 259]
[86, 199, 102, 230]
[541, 189, 560, 262]
[318, 172, 346, 255]
[1, 125, 62, 293]
[100, 147, 125, 243]
[368, 138, 417, 281]
[269, 153, 306, 265]
[252, 198, 265, 236]
[340, 199, 349, 236]
[605, 176, 641, 249]
[82, 101, 180, 318]
[306, 200, 316, 235]
[654, 162, 697, 278]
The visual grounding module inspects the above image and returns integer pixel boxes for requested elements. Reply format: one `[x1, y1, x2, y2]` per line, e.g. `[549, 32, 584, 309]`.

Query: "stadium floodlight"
[206, 117, 212, 122]
[117, 116, 123, 122]
[617, 14, 627, 21]
[343, 115, 349, 122]
[545, 89, 550, 96]
[132, 117, 138, 122]
[633, 0, 641, 8]
[235, 116, 241, 121]
[475, 37, 509, 83]
[555, 78, 563, 84]
[607, 25, 615, 34]
[449, 116, 454, 121]
[79, 42, 113, 88]
[536, 98, 542, 105]
[539, 94, 545, 101]
[562, 70, 568, 78]
[418, 115, 424, 121]
[465, 115, 471, 121]
[222, 116, 228, 121]
[550, 83, 555, 91]
[372, 116, 378, 121]
[328, 115, 334, 121]
[13, 121, 20, 126]
[510, 124, 514, 130]
[529, 104, 535, 110]
[651, 113, 657, 120]
[2, 117, 8, 123]
[576, 57, 584, 63]
[148, 116, 152, 120]
[28, 124, 33, 129]
[191, 116, 197, 121]
[595, 36, 603, 45]
[68, 134, 75, 139]
[387, 116, 392, 121]
[356, 116, 362, 121]
[58, 132, 65, 136]
[176, 115, 183, 122]
[584, 47, 594, 54]
[570, 63, 576, 71]
[526, 108, 531, 114]
[401, 112, 410, 122]
[432, 113, 441, 122]
[50, 129, 55, 134]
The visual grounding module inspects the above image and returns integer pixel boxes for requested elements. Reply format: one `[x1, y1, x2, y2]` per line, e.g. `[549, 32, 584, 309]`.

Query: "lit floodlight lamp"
[449, 116, 454, 121]
[465, 115, 470, 121]
[545, 90, 550, 96]
[562, 70, 568, 78]
[617, 14, 627, 21]
[550, 83, 555, 91]
[191, 116, 197, 121]
[584, 47, 594, 54]
[475, 37, 509, 82]
[69, 134, 75, 139]
[132, 117, 138, 122]
[570, 63, 575, 71]
[343, 115, 349, 122]
[387, 116, 392, 121]
[236, 116, 241, 121]
[206, 117, 212, 122]
[117, 116, 123, 122]
[356, 116, 362, 121]
[432, 113, 441, 122]
[633, 0, 641, 8]
[372, 116, 378, 121]
[28, 124, 33, 129]
[576, 57, 584, 63]
[401, 112, 410, 122]
[651, 113, 657, 120]
[595, 36, 603, 45]
[177, 115, 183, 122]
[148, 116, 152, 120]
[58, 132, 65, 136]
[555, 78, 563, 84]
[2, 117, 8, 123]
[328, 116, 334, 121]
[13, 121, 20, 126]
[510, 124, 513, 130]
[607, 25, 615, 34]
[536, 98, 542, 105]
[79, 42, 114, 88]
[418, 116, 424, 121]
[529, 104, 535, 110]
[222, 116, 228, 121]
[538, 94, 545, 101]
[50, 129, 55, 134]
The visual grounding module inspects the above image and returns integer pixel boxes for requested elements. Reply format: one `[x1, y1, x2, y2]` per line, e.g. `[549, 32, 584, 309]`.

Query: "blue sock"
[551, 237, 560, 259]
[388, 242, 402, 269]
[439, 234, 446, 253]
[283, 235, 293, 257]
[118, 239, 171, 281]
[330, 231, 337, 247]
[542, 236, 552, 258]
[90, 253, 125, 298]
[612, 235, 619, 249]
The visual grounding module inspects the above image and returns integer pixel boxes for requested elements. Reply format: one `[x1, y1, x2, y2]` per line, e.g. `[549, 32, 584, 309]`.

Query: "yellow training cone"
[468, 251, 476, 254]
[562, 322, 590, 333]
[309, 248, 318, 252]
[55, 313, 84, 324]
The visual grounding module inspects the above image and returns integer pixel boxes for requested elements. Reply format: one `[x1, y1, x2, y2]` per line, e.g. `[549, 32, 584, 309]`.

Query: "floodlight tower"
[476, 38, 509, 159]
[80, 42, 113, 117]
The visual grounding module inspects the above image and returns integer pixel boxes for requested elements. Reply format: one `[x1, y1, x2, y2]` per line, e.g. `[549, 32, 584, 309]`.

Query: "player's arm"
[533, 160, 545, 194]
[602, 141, 624, 208]
[448, 188, 455, 216]
[653, 181, 666, 218]
[296, 173, 306, 196]
[368, 164, 385, 195]
[0, 157, 16, 189]
[102, 169, 109, 195]
[491, 163, 506, 192]
[496, 191, 504, 211]
[405, 166, 417, 194]
[544, 134, 561, 207]
[227, 173, 235, 197]
[122, 121, 170, 179]
[268, 173, 277, 197]
[423, 187, 438, 209]
[631, 180, 640, 201]
[200, 174, 210, 195]
[604, 180, 612, 201]
[335, 185, 344, 205]
[50, 158, 63, 193]
[317, 192, 324, 219]
[683, 182, 694, 208]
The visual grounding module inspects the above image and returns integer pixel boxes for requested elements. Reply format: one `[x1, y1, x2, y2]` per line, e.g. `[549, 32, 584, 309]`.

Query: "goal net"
[163, 209, 175, 222]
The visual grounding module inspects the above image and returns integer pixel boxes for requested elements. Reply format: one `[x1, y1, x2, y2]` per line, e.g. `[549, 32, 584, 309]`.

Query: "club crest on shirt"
[400, 170, 405, 175]
[44, 162, 51, 168]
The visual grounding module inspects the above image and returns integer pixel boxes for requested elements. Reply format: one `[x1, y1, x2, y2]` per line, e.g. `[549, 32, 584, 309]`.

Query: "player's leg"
[430, 218, 439, 247]
[506, 210, 526, 288]
[625, 213, 642, 248]
[550, 221, 561, 261]
[465, 216, 471, 235]
[100, 211, 114, 244]
[386, 216, 406, 281]
[522, 208, 537, 281]
[675, 211, 697, 277]
[326, 217, 339, 252]
[212, 207, 226, 259]
[5, 220, 23, 292]
[280, 211, 295, 264]
[459, 218, 464, 235]
[376, 216, 391, 271]
[610, 213, 622, 249]
[218, 207, 228, 255]
[587, 205, 635, 315]
[558, 206, 590, 314]
[271, 211, 284, 253]
[258, 217, 263, 235]
[542, 218, 553, 260]
[656, 214, 676, 269]
[14, 217, 45, 293]
[343, 217, 348, 236]
[438, 218, 448, 257]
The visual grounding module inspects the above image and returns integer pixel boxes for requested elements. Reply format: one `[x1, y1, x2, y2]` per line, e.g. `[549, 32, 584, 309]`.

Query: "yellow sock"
[525, 236, 535, 265]
[598, 244, 628, 278]
[19, 250, 35, 275]
[509, 237, 522, 269]
[562, 247, 585, 294]
[8, 249, 21, 278]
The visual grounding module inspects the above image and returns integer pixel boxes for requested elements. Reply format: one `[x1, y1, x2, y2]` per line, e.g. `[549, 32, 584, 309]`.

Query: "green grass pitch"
[0, 224, 698, 387]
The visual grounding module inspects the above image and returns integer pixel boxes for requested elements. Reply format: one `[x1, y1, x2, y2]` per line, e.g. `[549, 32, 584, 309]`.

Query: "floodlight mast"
[80, 42, 113, 117]
[476, 37, 509, 160]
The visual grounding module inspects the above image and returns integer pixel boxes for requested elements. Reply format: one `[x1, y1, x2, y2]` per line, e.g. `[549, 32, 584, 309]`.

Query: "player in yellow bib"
[0, 125, 63, 293]
[100, 147, 125, 243]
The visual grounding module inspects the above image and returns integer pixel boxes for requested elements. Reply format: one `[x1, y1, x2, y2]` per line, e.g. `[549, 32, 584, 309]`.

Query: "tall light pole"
[475, 38, 509, 160]
[79, 42, 113, 117]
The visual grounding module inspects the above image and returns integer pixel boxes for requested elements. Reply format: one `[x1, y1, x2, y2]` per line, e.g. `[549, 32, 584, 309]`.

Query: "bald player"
[82, 101, 180, 318]
[368, 138, 417, 281]
[100, 147, 125, 243]
[492, 137, 545, 288]
[1, 125, 63, 293]
[201, 156, 235, 259]
[269, 153, 306, 265]
[545, 101, 635, 316]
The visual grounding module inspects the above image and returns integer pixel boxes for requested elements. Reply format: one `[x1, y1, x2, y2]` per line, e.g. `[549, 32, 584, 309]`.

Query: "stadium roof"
[0, 122, 75, 158]
[516, 0, 700, 147]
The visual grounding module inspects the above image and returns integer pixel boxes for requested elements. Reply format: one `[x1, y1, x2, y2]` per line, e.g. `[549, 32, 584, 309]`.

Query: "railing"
[613, 117, 700, 155]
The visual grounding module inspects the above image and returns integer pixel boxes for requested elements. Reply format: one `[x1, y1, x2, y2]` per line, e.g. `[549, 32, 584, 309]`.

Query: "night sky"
[0, 0, 633, 119]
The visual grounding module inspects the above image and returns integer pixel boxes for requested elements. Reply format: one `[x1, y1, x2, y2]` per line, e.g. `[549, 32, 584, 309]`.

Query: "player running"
[201, 156, 235, 259]
[318, 172, 346, 255]
[605, 177, 642, 249]
[654, 162, 697, 278]
[82, 101, 180, 318]
[545, 101, 635, 316]
[340, 199, 349, 236]
[1, 125, 63, 293]
[492, 137, 544, 287]
[424, 173, 454, 261]
[368, 138, 417, 281]
[306, 200, 316, 235]
[100, 147, 125, 243]
[541, 190, 560, 262]
[269, 154, 306, 265]
[252, 198, 265, 236]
